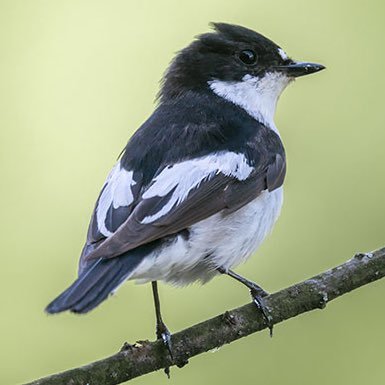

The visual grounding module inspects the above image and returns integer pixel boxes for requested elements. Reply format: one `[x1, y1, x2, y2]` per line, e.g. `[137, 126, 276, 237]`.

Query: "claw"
[164, 366, 171, 379]
[251, 289, 274, 337]
[156, 322, 173, 378]
[217, 269, 274, 337]
[160, 329, 173, 360]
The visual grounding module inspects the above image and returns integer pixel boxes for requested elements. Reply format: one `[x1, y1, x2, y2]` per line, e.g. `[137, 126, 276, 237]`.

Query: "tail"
[45, 248, 147, 314]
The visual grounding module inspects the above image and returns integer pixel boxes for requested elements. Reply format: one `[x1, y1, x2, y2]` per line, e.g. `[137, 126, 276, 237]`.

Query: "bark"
[24, 247, 385, 385]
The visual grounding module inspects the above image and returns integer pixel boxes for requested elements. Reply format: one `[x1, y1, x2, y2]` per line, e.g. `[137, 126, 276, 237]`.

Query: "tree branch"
[25, 247, 385, 385]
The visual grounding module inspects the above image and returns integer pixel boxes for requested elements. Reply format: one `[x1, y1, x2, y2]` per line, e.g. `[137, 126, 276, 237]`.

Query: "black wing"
[82, 151, 285, 262]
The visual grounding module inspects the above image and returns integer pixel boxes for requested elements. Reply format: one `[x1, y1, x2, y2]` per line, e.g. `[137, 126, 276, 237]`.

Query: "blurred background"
[1, 0, 385, 384]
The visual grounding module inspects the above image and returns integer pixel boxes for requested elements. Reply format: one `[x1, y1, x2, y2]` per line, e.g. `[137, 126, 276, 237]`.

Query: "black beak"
[273, 61, 325, 77]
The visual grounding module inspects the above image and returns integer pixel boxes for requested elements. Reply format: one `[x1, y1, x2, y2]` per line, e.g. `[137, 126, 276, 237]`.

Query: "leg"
[151, 281, 173, 377]
[217, 268, 274, 337]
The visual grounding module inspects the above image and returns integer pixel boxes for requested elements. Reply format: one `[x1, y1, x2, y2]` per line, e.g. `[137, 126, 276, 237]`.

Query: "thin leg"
[217, 267, 274, 336]
[151, 281, 173, 377]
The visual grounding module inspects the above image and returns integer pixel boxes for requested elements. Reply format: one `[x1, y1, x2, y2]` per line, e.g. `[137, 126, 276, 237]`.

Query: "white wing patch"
[141, 152, 253, 224]
[96, 162, 136, 236]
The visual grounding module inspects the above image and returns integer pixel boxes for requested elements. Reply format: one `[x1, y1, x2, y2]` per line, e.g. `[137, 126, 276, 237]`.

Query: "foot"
[250, 287, 274, 337]
[156, 321, 173, 378]
[217, 268, 274, 337]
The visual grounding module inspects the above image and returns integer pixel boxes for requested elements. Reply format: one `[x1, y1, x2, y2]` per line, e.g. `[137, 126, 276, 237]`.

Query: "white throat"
[208, 73, 292, 135]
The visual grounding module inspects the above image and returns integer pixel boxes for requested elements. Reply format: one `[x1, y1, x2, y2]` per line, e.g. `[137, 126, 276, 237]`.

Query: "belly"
[131, 187, 283, 285]
[189, 187, 284, 270]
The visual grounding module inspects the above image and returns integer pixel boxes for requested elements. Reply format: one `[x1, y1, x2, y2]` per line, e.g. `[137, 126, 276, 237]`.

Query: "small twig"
[24, 247, 385, 385]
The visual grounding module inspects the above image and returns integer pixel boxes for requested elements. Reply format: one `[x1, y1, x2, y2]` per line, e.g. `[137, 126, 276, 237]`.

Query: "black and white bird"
[46, 23, 324, 352]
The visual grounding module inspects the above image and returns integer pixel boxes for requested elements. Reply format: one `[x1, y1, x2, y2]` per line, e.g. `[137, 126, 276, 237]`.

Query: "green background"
[1, 0, 385, 384]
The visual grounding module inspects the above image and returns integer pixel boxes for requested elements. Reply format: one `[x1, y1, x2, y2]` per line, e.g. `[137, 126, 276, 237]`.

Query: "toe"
[161, 331, 173, 358]
[252, 295, 274, 337]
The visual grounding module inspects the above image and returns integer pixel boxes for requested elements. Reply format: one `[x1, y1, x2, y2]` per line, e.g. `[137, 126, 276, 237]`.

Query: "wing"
[83, 151, 285, 261]
[83, 162, 142, 245]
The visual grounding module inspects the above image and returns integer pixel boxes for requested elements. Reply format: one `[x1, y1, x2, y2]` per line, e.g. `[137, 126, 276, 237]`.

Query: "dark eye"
[239, 49, 257, 65]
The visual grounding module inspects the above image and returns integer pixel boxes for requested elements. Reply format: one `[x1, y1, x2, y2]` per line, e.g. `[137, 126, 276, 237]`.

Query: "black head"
[160, 23, 324, 101]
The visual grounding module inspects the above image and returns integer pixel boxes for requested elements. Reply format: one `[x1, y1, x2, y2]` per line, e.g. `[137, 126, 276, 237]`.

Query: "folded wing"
[82, 151, 285, 263]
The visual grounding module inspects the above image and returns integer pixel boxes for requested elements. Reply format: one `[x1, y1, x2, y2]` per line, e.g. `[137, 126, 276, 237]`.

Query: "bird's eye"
[239, 49, 258, 65]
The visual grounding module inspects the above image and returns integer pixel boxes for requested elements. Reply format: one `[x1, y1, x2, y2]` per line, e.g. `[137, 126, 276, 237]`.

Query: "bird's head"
[160, 23, 324, 127]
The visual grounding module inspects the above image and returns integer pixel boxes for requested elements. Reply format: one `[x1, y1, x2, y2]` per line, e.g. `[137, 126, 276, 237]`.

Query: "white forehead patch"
[278, 48, 289, 61]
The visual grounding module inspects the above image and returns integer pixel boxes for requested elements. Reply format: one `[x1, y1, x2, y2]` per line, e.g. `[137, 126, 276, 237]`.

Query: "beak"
[273, 61, 325, 77]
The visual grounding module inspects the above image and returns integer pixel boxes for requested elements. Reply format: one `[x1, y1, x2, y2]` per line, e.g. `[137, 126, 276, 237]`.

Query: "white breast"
[131, 187, 284, 286]
[189, 187, 284, 271]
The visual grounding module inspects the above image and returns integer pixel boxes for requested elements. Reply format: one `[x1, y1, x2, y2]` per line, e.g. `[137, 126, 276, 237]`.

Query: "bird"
[46, 22, 324, 364]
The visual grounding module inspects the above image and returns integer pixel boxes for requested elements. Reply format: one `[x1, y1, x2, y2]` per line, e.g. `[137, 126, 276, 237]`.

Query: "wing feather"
[83, 151, 285, 261]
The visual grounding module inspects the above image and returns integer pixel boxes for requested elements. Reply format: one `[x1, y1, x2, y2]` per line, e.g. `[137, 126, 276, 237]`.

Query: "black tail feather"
[71, 266, 127, 313]
[45, 247, 150, 314]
